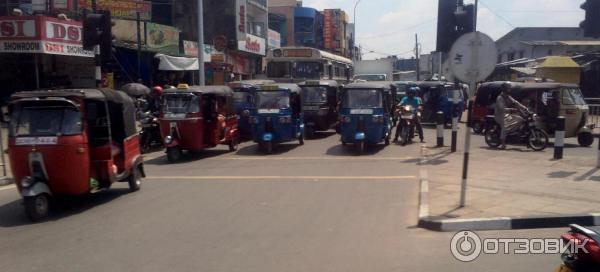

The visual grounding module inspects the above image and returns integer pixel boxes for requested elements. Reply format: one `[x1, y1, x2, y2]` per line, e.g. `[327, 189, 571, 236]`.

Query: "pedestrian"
[494, 82, 527, 150]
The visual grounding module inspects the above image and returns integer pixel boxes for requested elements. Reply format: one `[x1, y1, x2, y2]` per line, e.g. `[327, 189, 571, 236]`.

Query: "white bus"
[266, 47, 354, 83]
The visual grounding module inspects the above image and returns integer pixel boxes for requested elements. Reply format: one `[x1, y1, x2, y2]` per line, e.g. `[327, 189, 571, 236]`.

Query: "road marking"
[145, 156, 416, 161]
[146, 176, 417, 181]
[0, 185, 16, 192]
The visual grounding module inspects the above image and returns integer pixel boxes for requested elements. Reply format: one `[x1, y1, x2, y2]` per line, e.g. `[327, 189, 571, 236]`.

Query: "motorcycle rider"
[495, 82, 527, 150]
[147, 86, 163, 114]
[394, 87, 424, 143]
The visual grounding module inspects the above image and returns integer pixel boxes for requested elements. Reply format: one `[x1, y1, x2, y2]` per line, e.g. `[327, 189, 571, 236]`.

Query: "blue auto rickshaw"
[228, 80, 276, 138]
[417, 81, 465, 125]
[250, 84, 305, 154]
[298, 80, 341, 138]
[338, 82, 395, 154]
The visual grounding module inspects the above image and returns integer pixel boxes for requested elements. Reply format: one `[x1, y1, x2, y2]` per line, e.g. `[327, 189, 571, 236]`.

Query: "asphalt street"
[0, 128, 574, 271]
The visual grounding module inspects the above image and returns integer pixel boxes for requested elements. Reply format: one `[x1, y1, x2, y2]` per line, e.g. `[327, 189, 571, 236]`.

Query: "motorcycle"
[397, 105, 419, 146]
[139, 111, 162, 153]
[556, 224, 600, 272]
[484, 108, 549, 151]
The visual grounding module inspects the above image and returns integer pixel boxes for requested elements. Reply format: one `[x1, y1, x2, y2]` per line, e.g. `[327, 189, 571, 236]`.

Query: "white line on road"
[146, 176, 417, 181]
[145, 156, 416, 161]
[0, 185, 16, 191]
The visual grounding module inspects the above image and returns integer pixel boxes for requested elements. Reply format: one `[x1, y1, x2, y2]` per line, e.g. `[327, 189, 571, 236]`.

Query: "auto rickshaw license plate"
[350, 109, 373, 115]
[16, 137, 58, 146]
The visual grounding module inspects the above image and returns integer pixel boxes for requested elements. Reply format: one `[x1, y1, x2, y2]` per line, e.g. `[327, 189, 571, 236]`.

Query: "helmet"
[407, 87, 418, 96]
[152, 86, 163, 96]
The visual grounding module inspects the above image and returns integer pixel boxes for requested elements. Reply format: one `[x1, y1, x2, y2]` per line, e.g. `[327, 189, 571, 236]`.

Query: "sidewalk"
[418, 125, 600, 231]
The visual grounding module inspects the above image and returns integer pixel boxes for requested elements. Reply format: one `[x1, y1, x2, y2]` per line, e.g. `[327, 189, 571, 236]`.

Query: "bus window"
[293, 61, 322, 79]
[267, 62, 291, 78]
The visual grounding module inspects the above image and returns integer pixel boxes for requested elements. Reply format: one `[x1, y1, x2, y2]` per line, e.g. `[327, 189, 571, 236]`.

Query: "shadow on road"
[414, 148, 452, 166]
[305, 131, 336, 141]
[325, 143, 386, 156]
[235, 143, 301, 156]
[144, 149, 233, 166]
[547, 171, 577, 179]
[0, 188, 130, 228]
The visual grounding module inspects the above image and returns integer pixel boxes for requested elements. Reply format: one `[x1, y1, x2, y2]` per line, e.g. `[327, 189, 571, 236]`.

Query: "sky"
[302, 0, 586, 60]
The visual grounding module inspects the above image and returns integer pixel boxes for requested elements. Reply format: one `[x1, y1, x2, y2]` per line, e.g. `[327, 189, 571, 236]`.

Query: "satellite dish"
[449, 31, 498, 84]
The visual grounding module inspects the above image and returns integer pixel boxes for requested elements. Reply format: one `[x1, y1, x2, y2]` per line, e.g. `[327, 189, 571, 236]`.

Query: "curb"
[0, 176, 13, 186]
[416, 148, 600, 232]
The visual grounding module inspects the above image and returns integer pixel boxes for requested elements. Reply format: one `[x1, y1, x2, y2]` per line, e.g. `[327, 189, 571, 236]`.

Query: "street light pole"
[353, 0, 362, 60]
[197, 0, 206, 86]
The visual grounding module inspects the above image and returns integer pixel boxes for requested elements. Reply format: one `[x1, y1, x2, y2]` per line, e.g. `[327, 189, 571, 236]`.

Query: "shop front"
[0, 15, 95, 98]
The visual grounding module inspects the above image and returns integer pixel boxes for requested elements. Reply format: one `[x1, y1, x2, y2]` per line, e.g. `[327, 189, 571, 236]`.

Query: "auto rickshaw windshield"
[162, 94, 200, 114]
[564, 88, 586, 105]
[10, 102, 82, 137]
[233, 90, 253, 104]
[256, 91, 290, 110]
[343, 89, 383, 108]
[301, 86, 328, 103]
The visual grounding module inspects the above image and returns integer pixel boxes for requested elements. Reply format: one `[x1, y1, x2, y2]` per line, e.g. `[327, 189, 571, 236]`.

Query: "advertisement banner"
[78, 0, 152, 21]
[323, 10, 333, 49]
[267, 29, 281, 49]
[238, 33, 266, 56]
[183, 40, 212, 62]
[145, 22, 180, 55]
[0, 16, 93, 57]
[235, 0, 247, 41]
[112, 19, 145, 43]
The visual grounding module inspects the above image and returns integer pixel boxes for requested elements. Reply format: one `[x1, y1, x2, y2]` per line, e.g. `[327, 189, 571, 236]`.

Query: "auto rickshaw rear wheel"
[24, 193, 51, 222]
[166, 147, 182, 163]
[229, 138, 239, 152]
[578, 132, 594, 147]
[128, 167, 142, 192]
[305, 127, 314, 139]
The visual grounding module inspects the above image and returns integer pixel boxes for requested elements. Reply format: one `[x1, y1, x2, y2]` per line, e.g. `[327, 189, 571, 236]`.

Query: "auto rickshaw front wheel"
[128, 167, 142, 192]
[578, 132, 594, 147]
[299, 134, 305, 145]
[472, 121, 485, 134]
[166, 147, 182, 163]
[355, 141, 365, 155]
[24, 194, 51, 222]
[229, 138, 239, 152]
[261, 141, 273, 154]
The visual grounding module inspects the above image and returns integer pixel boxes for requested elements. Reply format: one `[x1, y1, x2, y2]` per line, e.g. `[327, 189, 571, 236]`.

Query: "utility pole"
[136, 12, 142, 81]
[197, 0, 205, 86]
[91, 0, 101, 87]
[415, 34, 420, 81]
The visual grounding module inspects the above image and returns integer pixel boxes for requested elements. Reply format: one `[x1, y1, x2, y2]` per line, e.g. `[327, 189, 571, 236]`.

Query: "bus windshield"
[256, 91, 290, 110]
[293, 61, 322, 79]
[267, 62, 291, 78]
[354, 74, 387, 81]
[11, 103, 82, 137]
[301, 86, 328, 104]
[163, 94, 200, 114]
[343, 89, 383, 108]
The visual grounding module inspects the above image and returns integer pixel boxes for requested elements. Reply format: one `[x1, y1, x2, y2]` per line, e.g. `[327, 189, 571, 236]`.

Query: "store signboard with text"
[78, 0, 152, 21]
[0, 16, 94, 57]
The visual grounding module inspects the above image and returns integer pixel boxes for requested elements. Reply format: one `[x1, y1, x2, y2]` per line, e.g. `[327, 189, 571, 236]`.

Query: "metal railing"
[586, 98, 600, 129]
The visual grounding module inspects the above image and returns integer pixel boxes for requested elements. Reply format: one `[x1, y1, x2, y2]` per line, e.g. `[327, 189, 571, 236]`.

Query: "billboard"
[78, 0, 152, 21]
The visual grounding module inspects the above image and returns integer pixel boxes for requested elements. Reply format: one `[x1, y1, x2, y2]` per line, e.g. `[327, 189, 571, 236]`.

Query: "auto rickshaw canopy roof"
[257, 84, 302, 94]
[228, 80, 276, 89]
[11, 89, 138, 138]
[298, 80, 340, 88]
[344, 81, 395, 91]
[476, 81, 580, 106]
[164, 85, 235, 97]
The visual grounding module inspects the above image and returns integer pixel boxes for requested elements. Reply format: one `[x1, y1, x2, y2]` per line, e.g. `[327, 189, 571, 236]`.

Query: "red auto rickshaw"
[8, 89, 145, 221]
[160, 84, 240, 162]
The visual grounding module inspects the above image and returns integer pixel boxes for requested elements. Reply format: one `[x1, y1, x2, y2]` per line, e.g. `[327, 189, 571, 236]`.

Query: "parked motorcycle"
[556, 224, 600, 272]
[139, 111, 162, 153]
[484, 108, 549, 151]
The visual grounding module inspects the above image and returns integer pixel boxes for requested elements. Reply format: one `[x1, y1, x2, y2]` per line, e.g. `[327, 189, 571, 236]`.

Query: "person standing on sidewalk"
[495, 82, 527, 150]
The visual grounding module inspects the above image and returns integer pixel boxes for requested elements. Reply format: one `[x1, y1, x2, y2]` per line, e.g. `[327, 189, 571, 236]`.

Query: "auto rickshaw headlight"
[372, 115, 384, 123]
[279, 116, 292, 124]
[21, 176, 35, 188]
[164, 136, 173, 145]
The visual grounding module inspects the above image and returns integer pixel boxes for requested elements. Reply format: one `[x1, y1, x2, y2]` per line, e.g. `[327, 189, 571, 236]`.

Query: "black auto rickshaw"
[298, 80, 341, 138]
[417, 81, 465, 124]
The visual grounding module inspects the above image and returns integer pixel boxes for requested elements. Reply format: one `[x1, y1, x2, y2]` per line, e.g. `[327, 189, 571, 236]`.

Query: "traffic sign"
[449, 31, 497, 84]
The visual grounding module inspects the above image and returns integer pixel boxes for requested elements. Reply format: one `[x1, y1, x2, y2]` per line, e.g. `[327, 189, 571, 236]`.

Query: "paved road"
[0, 129, 570, 271]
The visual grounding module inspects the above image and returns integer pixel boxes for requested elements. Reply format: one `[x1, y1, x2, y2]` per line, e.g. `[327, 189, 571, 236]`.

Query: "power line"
[478, 0, 515, 28]
[357, 18, 437, 40]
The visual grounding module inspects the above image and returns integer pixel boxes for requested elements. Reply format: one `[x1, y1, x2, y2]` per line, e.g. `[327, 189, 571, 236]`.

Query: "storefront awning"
[155, 54, 199, 71]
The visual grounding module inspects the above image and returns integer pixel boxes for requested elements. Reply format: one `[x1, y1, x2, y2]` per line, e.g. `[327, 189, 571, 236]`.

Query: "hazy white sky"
[303, 0, 586, 59]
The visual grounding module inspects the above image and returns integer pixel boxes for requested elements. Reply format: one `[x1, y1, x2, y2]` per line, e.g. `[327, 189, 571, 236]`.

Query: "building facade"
[496, 27, 600, 63]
